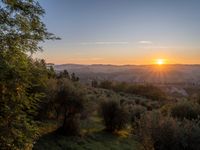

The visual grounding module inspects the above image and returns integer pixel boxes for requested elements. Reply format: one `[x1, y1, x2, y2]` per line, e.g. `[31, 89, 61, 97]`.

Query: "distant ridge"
[53, 64, 200, 85]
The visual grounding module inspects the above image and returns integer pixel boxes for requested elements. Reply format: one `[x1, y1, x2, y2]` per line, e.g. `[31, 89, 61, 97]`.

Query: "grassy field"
[33, 116, 141, 150]
[33, 129, 140, 150]
[33, 88, 148, 150]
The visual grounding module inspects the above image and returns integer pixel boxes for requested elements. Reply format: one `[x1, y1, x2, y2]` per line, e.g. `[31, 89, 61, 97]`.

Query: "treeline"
[92, 80, 166, 101]
[56, 69, 79, 82]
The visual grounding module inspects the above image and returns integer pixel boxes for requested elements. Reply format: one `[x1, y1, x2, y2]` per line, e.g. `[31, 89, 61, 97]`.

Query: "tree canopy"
[0, 0, 59, 149]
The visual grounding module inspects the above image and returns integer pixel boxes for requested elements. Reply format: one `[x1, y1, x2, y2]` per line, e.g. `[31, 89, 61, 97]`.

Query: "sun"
[155, 59, 165, 65]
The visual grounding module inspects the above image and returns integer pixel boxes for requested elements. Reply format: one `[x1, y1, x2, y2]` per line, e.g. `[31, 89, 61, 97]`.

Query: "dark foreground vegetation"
[1, 0, 200, 150]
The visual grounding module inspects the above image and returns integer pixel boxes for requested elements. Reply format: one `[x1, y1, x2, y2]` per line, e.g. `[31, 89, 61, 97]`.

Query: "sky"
[37, 0, 200, 65]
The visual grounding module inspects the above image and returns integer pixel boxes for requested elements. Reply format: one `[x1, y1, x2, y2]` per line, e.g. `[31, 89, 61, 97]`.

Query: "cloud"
[79, 41, 128, 45]
[95, 42, 128, 45]
[139, 41, 153, 44]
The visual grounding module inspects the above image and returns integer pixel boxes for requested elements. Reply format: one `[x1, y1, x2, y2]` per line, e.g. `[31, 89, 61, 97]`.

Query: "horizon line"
[46, 63, 200, 66]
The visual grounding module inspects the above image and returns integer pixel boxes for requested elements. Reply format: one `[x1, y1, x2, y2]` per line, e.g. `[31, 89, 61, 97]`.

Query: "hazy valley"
[54, 64, 200, 84]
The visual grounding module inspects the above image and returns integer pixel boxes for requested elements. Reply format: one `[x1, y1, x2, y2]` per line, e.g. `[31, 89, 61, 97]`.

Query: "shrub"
[112, 82, 128, 92]
[160, 104, 173, 116]
[133, 112, 200, 150]
[171, 101, 200, 120]
[134, 112, 177, 150]
[99, 80, 113, 89]
[130, 105, 146, 123]
[177, 119, 200, 150]
[99, 82, 167, 101]
[100, 100, 129, 132]
[127, 84, 166, 101]
[152, 117, 179, 150]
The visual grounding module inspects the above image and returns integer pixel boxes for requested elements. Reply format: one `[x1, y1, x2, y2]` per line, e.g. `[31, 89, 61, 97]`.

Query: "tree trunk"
[61, 110, 79, 136]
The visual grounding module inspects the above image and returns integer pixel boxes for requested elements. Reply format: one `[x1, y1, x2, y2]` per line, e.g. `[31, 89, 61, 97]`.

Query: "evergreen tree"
[71, 72, 79, 82]
[47, 66, 56, 78]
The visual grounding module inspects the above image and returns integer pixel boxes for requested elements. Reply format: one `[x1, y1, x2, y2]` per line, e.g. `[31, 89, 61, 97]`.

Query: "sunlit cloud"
[79, 41, 129, 45]
[139, 41, 153, 44]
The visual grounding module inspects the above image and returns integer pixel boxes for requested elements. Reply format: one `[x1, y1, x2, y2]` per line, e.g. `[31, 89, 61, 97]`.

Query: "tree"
[71, 72, 79, 82]
[57, 70, 70, 79]
[55, 79, 84, 136]
[100, 100, 129, 132]
[0, 0, 58, 149]
[47, 66, 56, 79]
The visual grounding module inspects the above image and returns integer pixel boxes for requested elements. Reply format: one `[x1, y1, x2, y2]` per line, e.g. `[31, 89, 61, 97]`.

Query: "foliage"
[99, 80, 113, 89]
[33, 130, 140, 150]
[112, 82, 128, 92]
[160, 104, 173, 116]
[47, 66, 56, 79]
[57, 70, 79, 82]
[100, 100, 129, 132]
[126, 84, 166, 101]
[36, 78, 58, 120]
[171, 101, 200, 120]
[55, 79, 85, 136]
[57, 70, 70, 79]
[71, 72, 79, 82]
[99, 81, 166, 101]
[0, 0, 58, 149]
[133, 112, 200, 150]
[130, 105, 146, 124]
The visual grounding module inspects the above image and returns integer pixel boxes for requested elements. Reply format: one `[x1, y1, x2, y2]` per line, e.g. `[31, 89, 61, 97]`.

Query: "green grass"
[33, 115, 141, 150]
[33, 130, 140, 150]
[33, 88, 147, 150]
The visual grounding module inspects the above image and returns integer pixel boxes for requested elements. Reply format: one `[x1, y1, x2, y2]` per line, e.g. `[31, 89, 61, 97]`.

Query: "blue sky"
[37, 0, 200, 64]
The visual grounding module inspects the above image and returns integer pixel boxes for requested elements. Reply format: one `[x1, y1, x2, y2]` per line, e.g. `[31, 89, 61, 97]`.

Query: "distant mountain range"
[53, 64, 200, 85]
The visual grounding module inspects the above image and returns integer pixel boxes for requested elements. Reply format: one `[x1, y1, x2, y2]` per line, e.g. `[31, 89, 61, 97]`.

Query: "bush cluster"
[100, 100, 129, 132]
[171, 101, 200, 120]
[133, 112, 200, 150]
[99, 81, 166, 101]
